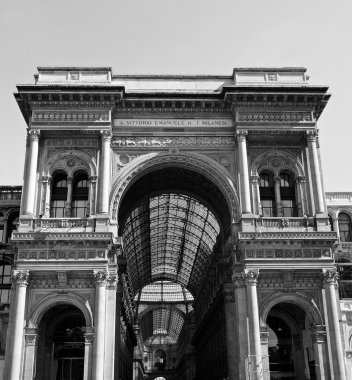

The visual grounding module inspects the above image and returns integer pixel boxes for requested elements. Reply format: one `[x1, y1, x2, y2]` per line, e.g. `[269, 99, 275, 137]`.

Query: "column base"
[315, 214, 331, 231]
[18, 216, 34, 232]
[241, 214, 256, 232]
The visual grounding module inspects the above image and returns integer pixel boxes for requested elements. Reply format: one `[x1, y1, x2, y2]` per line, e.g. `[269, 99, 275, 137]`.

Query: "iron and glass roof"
[122, 193, 220, 296]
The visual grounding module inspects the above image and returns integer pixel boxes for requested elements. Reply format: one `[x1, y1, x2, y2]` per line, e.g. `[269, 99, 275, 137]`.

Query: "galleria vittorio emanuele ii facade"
[0, 66, 352, 380]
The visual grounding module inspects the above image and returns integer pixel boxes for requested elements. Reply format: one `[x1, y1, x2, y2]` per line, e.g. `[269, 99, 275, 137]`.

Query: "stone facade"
[0, 67, 349, 379]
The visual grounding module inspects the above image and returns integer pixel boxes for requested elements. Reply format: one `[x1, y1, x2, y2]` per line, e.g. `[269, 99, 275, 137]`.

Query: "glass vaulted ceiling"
[122, 193, 221, 345]
[122, 193, 220, 296]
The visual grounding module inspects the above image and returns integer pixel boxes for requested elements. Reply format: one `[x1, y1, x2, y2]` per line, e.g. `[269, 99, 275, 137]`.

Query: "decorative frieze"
[237, 111, 312, 123]
[16, 249, 106, 261]
[243, 247, 331, 260]
[256, 217, 311, 229]
[111, 136, 235, 149]
[32, 110, 110, 123]
[239, 231, 337, 240]
[12, 232, 113, 241]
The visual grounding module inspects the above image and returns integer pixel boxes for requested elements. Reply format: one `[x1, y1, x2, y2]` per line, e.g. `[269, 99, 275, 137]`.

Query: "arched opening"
[338, 212, 352, 242]
[50, 171, 68, 218]
[337, 259, 352, 298]
[259, 170, 276, 217]
[118, 166, 231, 380]
[72, 171, 89, 217]
[6, 210, 19, 242]
[266, 303, 315, 380]
[35, 304, 86, 380]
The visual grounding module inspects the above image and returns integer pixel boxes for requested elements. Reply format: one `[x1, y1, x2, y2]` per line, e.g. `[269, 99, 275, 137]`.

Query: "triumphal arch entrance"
[3, 67, 348, 380]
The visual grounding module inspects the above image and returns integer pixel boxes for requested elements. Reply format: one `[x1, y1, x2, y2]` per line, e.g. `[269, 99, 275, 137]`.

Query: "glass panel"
[50, 200, 66, 218]
[72, 200, 88, 218]
[0, 225, 3, 242]
[339, 213, 352, 242]
[261, 200, 275, 217]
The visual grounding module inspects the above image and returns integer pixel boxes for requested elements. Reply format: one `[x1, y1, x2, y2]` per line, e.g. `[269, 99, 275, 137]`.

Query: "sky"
[0, 0, 351, 190]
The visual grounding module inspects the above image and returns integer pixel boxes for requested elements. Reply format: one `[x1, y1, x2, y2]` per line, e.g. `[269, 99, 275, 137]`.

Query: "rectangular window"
[282, 199, 297, 217]
[72, 200, 88, 218]
[261, 200, 276, 217]
[50, 200, 66, 218]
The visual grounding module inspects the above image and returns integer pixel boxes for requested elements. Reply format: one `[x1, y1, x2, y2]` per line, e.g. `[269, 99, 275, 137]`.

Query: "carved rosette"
[106, 275, 118, 290]
[243, 269, 259, 286]
[236, 129, 248, 143]
[11, 270, 29, 287]
[322, 268, 339, 286]
[311, 325, 327, 343]
[93, 271, 107, 287]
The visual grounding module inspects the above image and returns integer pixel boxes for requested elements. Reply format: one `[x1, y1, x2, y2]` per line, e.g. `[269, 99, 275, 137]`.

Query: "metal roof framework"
[122, 193, 220, 345]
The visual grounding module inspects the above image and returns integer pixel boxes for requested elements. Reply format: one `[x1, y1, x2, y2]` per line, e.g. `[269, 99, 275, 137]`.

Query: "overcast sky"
[1, 0, 351, 190]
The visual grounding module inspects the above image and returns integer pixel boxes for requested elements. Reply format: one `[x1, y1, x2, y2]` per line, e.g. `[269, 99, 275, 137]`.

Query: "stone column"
[295, 176, 306, 217]
[236, 130, 251, 214]
[83, 328, 94, 380]
[41, 176, 51, 217]
[105, 276, 117, 380]
[23, 129, 40, 216]
[89, 176, 98, 216]
[333, 217, 340, 238]
[307, 131, 325, 214]
[260, 325, 270, 380]
[322, 268, 346, 379]
[23, 328, 39, 380]
[233, 272, 248, 380]
[243, 269, 262, 379]
[92, 271, 107, 380]
[8, 270, 29, 380]
[114, 285, 122, 380]
[223, 284, 237, 380]
[250, 176, 261, 215]
[98, 130, 112, 215]
[274, 176, 283, 217]
[65, 177, 73, 217]
[311, 325, 329, 380]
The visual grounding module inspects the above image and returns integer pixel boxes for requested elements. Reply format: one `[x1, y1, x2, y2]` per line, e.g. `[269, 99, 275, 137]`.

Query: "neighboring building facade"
[0, 67, 350, 380]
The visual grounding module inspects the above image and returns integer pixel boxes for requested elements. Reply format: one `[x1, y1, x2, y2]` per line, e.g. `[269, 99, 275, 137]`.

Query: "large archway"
[118, 165, 233, 380]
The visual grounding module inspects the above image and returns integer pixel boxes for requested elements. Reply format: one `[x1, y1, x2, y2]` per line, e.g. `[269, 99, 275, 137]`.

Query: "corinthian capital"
[100, 129, 112, 140]
[106, 275, 118, 290]
[93, 270, 107, 287]
[11, 270, 29, 287]
[243, 269, 259, 286]
[27, 129, 40, 141]
[322, 268, 339, 286]
[306, 129, 319, 143]
[236, 129, 248, 143]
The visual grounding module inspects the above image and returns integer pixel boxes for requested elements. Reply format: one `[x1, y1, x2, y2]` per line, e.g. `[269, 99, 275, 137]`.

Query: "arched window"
[259, 171, 276, 217]
[6, 211, 19, 242]
[154, 349, 166, 370]
[337, 259, 352, 298]
[280, 171, 297, 217]
[50, 172, 68, 218]
[329, 215, 334, 231]
[72, 172, 89, 218]
[339, 212, 352, 242]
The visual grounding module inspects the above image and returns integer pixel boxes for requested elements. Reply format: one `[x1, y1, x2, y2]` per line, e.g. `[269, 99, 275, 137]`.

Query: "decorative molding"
[17, 248, 107, 262]
[311, 325, 327, 343]
[243, 247, 331, 260]
[11, 270, 29, 287]
[93, 271, 107, 286]
[101, 129, 112, 139]
[260, 325, 269, 343]
[32, 110, 110, 123]
[256, 217, 311, 229]
[239, 231, 337, 240]
[243, 269, 259, 286]
[30, 101, 114, 109]
[232, 272, 245, 288]
[12, 232, 113, 241]
[322, 268, 339, 286]
[238, 111, 312, 123]
[111, 136, 235, 149]
[106, 275, 118, 290]
[110, 153, 240, 223]
[35, 218, 88, 229]
[25, 329, 39, 346]
[84, 333, 94, 344]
